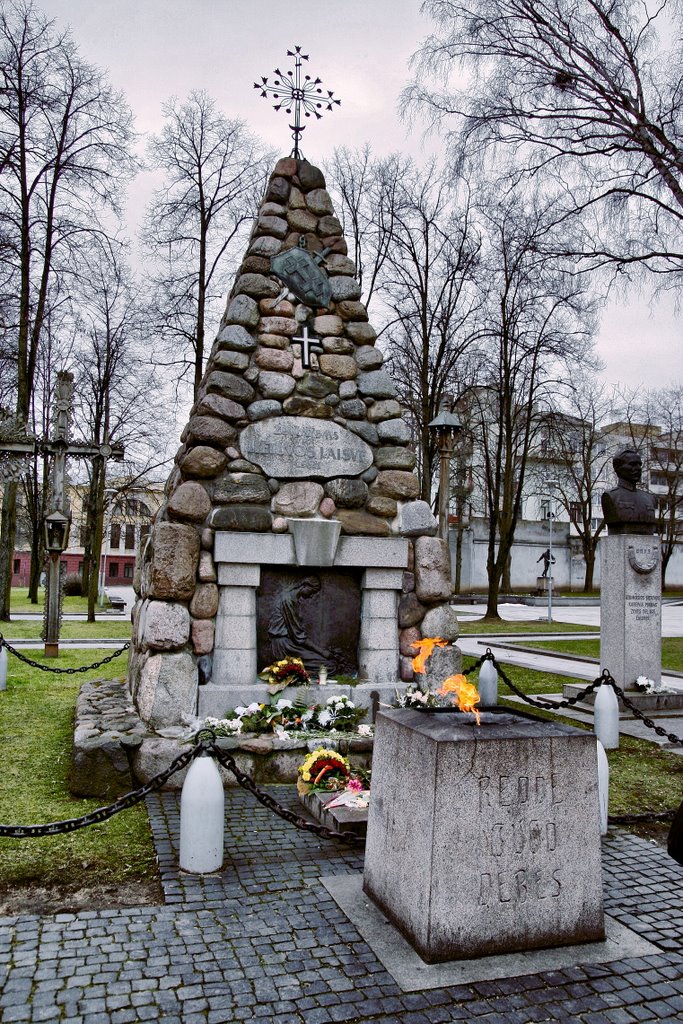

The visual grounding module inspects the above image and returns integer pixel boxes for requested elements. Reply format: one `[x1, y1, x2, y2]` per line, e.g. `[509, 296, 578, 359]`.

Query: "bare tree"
[142, 91, 270, 400]
[71, 248, 175, 620]
[0, 0, 135, 618]
[538, 377, 615, 590]
[324, 147, 405, 307]
[647, 386, 683, 589]
[466, 192, 599, 617]
[378, 160, 482, 501]
[406, 0, 683, 276]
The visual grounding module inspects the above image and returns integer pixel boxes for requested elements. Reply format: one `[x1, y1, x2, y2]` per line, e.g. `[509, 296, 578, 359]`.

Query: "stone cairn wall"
[127, 157, 459, 731]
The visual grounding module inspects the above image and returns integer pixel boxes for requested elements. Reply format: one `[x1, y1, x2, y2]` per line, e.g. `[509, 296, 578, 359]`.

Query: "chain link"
[475, 649, 683, 746]
[0, 634, 130, 674]
[0, 745, 198, 838]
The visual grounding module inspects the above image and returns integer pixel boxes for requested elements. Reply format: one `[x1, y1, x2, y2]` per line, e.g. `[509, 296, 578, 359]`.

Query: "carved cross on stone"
[292, 325, 324, 370]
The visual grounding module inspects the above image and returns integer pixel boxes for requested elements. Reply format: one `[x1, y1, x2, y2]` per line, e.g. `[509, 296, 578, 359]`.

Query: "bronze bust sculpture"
[601, 448, 657, 535]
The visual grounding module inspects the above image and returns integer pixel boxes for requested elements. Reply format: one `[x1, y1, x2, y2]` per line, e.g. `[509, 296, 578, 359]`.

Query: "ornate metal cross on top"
[254, 46, 341, 159]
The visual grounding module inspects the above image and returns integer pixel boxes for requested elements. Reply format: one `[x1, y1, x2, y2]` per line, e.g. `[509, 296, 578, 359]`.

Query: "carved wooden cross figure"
[0, 371, 123, 654]
[292, 325, 324, 370]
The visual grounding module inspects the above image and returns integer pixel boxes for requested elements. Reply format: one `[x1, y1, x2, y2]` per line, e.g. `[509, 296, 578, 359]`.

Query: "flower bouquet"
[259, 657, 310, 694]
[297, 747, 351, 795]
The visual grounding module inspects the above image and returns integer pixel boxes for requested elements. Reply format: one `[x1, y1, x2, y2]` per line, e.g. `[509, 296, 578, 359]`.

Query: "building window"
[124, 563, 134, 579]
[109, 562, 119, 578]
[125, 524, 136, 550]
[13, 558, 20, 573]
[78, 561, 84, 573]
[569, 502, 581, 524]
[110, 523, 121, 548]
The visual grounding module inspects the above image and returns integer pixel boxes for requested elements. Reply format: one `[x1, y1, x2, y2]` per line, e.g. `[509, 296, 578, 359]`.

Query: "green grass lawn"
[507, 636, 683, 673]
[2, 619, 132, 641]
[9, 587, 124, 616]
[459, 619, 599, 635]
[0, 648, 158, 893]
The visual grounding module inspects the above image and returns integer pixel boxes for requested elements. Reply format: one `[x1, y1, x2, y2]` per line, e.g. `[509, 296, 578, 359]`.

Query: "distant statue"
[268, 575, 332, 667]
[601, 448, 657, 535]
[537, 548, 555, 578]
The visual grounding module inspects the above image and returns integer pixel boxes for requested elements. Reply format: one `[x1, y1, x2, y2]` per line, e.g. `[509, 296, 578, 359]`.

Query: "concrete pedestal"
[363, 709, 604, 964]
[600, 535, 661, 689]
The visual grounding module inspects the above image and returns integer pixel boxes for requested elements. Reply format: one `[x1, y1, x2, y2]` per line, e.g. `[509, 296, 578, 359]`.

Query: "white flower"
[273, 726, 288, 740]
[357, 724, 373, 737]
[245, 702, 261, 714]
[234, 706, 247, 716]
[276, 699, 294, 710]
[317, 710, 333, 727]
[224, 720, 241, 733]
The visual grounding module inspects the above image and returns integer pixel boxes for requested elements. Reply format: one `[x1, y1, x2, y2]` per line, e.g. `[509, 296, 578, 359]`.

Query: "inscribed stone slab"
[241, 417, 373, 478]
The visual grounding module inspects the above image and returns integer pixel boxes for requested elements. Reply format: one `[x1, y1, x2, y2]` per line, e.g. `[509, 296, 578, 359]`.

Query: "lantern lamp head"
[44, 509, 71, 553]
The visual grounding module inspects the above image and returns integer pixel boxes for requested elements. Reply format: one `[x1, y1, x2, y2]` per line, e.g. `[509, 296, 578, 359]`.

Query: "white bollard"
[179, 754, 225, 873]
[478, 659, 498, 706]
[594, 682, 620, 750]
[0, 645, 7, 691]
[596, 740, 609, 836]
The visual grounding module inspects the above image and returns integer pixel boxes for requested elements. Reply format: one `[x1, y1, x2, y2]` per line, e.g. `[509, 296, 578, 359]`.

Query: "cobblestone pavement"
[1, 787, 682, 1023]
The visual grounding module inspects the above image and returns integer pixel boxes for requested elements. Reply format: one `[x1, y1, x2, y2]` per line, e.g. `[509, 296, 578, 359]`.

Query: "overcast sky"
[40, 0, 681, 394]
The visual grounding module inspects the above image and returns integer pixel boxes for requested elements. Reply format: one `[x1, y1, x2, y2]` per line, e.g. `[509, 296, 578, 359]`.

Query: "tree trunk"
[584, 551, 595, 592]
[87, 462, 106, 622]
[0, 482, 18, 620]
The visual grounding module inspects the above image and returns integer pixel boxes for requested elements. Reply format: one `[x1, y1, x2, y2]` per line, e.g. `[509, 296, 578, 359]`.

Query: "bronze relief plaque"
[257, 568, 361, 675]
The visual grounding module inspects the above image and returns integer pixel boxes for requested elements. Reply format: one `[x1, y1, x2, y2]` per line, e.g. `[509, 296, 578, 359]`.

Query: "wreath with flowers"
[297, 747, 351, 795]
[259, 657, 311, 694]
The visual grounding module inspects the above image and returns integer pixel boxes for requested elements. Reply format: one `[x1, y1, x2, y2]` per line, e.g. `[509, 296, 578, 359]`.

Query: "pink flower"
[347, 777, 365, 793]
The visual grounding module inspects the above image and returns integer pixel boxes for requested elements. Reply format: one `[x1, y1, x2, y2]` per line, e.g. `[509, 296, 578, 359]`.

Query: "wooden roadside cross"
[0, 371, 123, 654]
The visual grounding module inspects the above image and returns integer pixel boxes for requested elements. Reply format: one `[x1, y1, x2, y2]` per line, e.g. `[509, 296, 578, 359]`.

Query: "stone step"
[299, 790, 368, 837]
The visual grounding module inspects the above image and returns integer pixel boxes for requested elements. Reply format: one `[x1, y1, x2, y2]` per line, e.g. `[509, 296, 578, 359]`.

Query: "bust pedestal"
[600, 534, 661, 689]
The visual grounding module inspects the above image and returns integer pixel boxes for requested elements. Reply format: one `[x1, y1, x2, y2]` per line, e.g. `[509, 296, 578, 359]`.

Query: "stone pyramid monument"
[128, 157, 460, 729]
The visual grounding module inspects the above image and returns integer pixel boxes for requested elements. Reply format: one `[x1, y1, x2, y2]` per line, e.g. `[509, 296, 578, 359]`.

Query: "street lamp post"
[545, 479, 558, 624]
[428, 400, 463, 542]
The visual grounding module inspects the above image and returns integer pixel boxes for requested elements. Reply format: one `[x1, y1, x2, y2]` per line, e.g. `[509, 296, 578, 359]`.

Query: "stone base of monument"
[70, 677, 374, 796]
[363, 708, 605, 964]
[561, 682, 683, 712]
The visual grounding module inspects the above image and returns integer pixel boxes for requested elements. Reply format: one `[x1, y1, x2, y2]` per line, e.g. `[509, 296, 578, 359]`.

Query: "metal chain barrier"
[0, 728, 364, 846]
[466, 650, 682, 826]
[0, 634, 130, 674]
[1, 648, 680, 842]
[0, 743, 200, 838]
[470, 648, 683, 746]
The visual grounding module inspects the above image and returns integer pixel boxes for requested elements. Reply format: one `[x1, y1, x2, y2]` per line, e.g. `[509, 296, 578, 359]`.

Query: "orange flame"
[438, 673, 481, 725]
[411, 636, 448, 674]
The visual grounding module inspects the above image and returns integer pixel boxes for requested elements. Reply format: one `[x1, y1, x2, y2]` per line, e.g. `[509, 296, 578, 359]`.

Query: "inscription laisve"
[241, 416, 374, 479]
